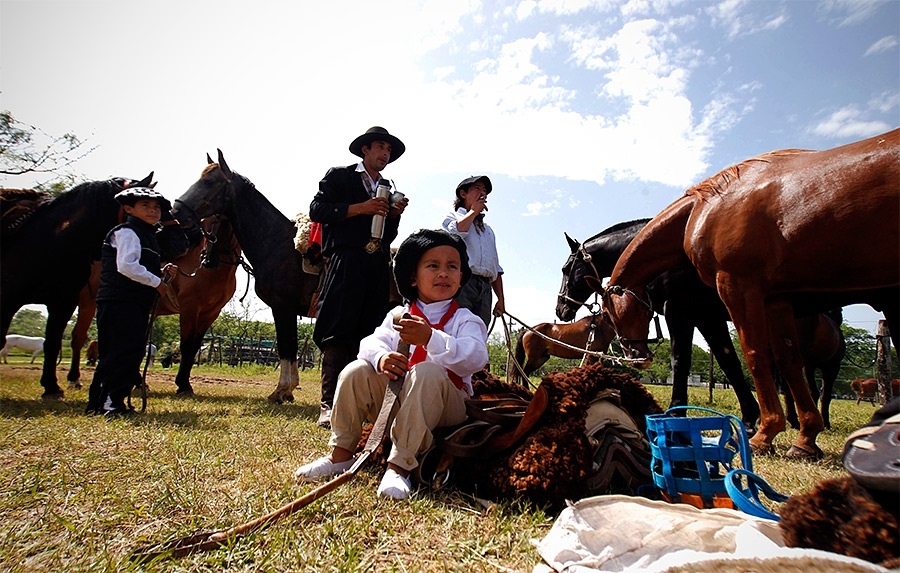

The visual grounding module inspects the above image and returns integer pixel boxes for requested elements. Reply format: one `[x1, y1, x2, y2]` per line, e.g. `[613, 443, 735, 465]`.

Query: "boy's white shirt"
[110, 227, 163, 288]
[357, 299, 489, 396]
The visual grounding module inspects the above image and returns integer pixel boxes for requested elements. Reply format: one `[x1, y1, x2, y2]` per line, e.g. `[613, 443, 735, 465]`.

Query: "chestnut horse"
[513, 314, 616, 383]
[67, 217, 240, 395]
[171, 150, 320, 403]
[603, 129, 899, 458]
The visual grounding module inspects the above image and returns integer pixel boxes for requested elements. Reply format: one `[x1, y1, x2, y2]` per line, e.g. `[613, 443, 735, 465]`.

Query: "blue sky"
[3, 0, 898, 342]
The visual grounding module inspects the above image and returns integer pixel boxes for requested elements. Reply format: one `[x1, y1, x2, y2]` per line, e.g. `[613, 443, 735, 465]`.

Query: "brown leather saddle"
[1, 188, 52, 236]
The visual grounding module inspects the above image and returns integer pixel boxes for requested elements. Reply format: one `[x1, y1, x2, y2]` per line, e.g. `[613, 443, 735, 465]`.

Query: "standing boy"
[85, 187, 176, 416]
[295, 229, 488, 500]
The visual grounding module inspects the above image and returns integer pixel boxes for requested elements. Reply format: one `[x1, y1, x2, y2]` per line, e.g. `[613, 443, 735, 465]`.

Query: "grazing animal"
[85, 340, 99, 366]
[0, 334, 45, 363]
[513, 314, 616, 382]
[67, 216, 240, 395]
[171, 150, 320, 403]
[0, 175, 190, 399]
[850, 378, 900, 405]
[603, 129, 899, 458]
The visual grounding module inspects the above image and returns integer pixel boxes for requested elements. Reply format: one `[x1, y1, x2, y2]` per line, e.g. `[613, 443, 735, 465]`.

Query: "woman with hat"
[85, 187, 177, 416]
[309, 126, 410, 428]
[442, 175, 506, 329]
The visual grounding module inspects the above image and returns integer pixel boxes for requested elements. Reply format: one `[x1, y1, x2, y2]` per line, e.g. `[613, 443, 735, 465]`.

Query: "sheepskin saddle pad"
[1, 188, 52, 237]
[423, 362, 663, 509]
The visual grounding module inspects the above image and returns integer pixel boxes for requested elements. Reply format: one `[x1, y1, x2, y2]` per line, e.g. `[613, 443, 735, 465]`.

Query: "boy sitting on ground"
[295, 228, 488, 499]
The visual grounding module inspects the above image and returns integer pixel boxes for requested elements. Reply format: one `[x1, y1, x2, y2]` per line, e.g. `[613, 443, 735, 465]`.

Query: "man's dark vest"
[97, 216, 162, 308]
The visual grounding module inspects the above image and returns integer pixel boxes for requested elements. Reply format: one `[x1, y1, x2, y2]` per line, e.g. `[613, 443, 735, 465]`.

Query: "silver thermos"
[366, 181, 393, 254]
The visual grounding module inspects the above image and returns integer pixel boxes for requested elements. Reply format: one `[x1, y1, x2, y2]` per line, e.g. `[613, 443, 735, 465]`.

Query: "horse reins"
[602, 284, 664, 346]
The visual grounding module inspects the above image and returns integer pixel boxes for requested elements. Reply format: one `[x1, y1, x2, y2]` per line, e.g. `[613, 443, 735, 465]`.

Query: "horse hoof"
[284, 394, 294, 403]
[749, 442, 775, 456]
[67, 381, 82, 390]
[41, 390, 65, 401]
[786, 444, 823, 461]
[267, 393, 284, 405]
[175, 389, 195, 398]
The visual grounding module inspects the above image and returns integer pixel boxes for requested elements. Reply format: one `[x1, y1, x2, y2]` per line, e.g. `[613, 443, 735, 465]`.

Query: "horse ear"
[217, 149, 232, 178]
[134, 171, 155, 188]
[207, 153, 214, 165]
[565, 232, 580, 253]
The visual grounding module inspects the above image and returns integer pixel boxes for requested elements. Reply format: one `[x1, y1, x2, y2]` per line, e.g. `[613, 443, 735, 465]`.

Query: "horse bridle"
[603, 284, 663, 346]
[556, 242, 603, 310]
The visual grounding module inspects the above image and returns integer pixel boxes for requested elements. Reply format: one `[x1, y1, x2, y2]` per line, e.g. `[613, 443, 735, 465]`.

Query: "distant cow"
[850, 378, 900, 405]
[85, 340, 99, 366]
[0, 334, 45, 363]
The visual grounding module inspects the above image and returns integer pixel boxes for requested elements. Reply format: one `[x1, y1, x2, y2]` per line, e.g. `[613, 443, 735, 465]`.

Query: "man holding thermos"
[309, 126, 408, 428]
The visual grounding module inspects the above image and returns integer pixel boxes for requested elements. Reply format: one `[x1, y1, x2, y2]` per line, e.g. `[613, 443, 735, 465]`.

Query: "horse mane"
[686, 148, 812, 200]
[47, 179, 122, 212]
[585, 218, 652, 243]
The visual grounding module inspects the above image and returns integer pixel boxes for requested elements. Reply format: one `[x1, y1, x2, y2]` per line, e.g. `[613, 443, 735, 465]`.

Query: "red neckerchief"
[408, 300, 465, 391]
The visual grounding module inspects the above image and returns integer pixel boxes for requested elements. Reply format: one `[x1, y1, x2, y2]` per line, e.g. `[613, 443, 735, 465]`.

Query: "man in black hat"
[442, 175, 506, 329]
[309, 126, 409, 428]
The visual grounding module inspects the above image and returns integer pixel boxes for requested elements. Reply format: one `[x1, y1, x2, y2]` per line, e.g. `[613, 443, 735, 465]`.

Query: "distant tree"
[8, 308, 47, 337]
[0, 110, 94, 194]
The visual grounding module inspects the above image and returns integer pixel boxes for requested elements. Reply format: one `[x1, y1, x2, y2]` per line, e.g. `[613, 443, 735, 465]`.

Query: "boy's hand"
[161, 263, 178, 282]
[395, 315, 432, 348]
[379, 352, 409, 381]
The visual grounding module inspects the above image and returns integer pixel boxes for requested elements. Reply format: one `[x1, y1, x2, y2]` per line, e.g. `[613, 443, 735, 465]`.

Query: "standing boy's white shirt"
[109, 227, 162, 288]
[443, 208, 503, 280]
[356, 299, 489, 396]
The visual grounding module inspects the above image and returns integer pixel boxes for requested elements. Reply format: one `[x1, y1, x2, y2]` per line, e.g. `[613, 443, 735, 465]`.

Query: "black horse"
[557, 219, 847, 430]
[1, 174, 190, 398]
[171, 150, 320, 404]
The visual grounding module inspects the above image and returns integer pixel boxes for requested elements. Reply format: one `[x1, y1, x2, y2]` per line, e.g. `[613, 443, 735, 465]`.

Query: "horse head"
[601, 284, 654, 367]
[172, 149, 236, 232]
[556, 233, 600, 322]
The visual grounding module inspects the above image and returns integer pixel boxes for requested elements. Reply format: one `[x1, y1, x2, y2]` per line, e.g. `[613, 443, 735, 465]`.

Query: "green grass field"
[0, 360, 876, 572]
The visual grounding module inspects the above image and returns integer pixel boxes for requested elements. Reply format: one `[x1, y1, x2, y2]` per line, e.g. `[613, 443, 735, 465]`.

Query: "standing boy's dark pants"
[86, 300, 150, 412]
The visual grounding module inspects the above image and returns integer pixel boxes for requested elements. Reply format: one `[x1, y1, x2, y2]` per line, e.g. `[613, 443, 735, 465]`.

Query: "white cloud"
[864, 35, 899, 56]
[523, 198, 561, 217]
[818, 0, 889, 27]
[811, 106, 892, 139]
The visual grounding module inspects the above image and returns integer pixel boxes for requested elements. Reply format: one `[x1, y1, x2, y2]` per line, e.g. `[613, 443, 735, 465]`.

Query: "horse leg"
[268, 311, 299, 404]
[664, 307, 695, 412]
[716, 279, 788, 456]
[67, 294, 96, 389]
[40, 304, 74, 399]
[174, 315, 202, 396]
[697, 317, 760, 432]
[765, 299, 824, 458]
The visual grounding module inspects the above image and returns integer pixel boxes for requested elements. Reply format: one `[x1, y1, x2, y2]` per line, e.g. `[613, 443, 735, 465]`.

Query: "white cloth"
[356, 299, 488, 396]
[110, 227, 162, 288]
[355, 162, 382, 197]
[443, 207, 503, 281]
[532, 495, 891, 573]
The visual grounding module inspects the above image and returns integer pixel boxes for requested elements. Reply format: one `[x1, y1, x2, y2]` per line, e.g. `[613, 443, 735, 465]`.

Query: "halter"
[603, 284, 663, 345]
[557, 242, 604, 309]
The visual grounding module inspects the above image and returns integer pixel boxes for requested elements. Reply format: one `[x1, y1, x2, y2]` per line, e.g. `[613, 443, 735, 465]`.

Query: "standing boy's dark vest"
[97, 217, 162, 309]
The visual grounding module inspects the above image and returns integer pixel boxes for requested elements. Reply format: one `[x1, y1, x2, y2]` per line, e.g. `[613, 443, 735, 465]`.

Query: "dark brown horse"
[67, 217, 240, 395]
[513, 314, 616, 382]
[171, 150, 320, 403]
[603, 129, 899, 458]
[0, 175, 190, 399]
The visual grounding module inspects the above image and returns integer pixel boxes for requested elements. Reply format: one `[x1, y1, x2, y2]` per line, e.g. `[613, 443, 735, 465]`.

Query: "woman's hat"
[393, 229, 471, 303]
[349, 126, 406, 163]
[114, 187, 172, 212]
[455, 175, 492, 198]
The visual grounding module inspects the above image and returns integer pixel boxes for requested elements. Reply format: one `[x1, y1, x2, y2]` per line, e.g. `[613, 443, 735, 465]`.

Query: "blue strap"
[724, 468, 789, 521]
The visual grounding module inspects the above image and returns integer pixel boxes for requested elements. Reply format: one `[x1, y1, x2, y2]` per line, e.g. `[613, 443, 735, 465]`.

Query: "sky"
[2, 0, 898, 346]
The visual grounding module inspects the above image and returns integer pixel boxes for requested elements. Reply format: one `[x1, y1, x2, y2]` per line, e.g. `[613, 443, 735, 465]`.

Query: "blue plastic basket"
[646, 406, 751, 508]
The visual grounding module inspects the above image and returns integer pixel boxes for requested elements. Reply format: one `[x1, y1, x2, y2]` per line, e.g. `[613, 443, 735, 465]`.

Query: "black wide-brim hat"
[349, 126, 406, 163]
[115, 187, 172, 212]
[455, 175, 492, 198]
[393, 229, 471, 303]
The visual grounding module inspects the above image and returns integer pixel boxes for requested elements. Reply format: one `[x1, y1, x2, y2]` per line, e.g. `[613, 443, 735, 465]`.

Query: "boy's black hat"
[114, 187, 172, 212]
[393, 229, 471, 303]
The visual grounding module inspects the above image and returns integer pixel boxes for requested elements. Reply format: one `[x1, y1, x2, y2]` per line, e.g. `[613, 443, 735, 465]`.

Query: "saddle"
[292, 212, 323, 275]
[1, 188, 52, 237]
